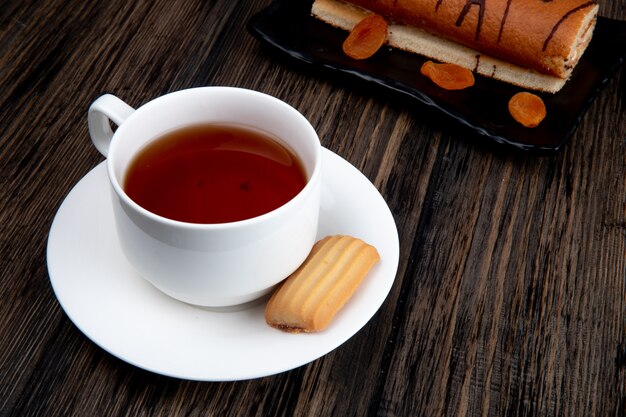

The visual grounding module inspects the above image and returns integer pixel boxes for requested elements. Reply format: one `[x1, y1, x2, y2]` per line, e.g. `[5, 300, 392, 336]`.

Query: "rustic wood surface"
[1, 1, 624, 416]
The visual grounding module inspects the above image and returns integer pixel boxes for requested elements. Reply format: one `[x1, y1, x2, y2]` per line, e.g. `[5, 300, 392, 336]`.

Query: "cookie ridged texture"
[265, 235, 380, 333]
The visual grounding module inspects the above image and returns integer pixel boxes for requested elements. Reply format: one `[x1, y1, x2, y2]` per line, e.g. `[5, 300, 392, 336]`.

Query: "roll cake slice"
[265, 235, 380, 333]
[312, 0, 598, 92]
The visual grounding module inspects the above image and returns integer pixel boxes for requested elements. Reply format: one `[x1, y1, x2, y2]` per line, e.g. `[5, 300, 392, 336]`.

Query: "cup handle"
[88, 94, 135, 157]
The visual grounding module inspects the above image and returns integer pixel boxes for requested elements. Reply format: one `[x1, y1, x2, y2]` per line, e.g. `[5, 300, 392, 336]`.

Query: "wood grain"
[0, 1, 624, 416]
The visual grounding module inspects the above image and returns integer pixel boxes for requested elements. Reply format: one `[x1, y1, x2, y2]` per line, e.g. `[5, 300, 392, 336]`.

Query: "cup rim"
[105, 87, 322, 230]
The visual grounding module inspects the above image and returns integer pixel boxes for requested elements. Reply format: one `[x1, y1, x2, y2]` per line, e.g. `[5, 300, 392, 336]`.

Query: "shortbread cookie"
[265, 235, 380, 333]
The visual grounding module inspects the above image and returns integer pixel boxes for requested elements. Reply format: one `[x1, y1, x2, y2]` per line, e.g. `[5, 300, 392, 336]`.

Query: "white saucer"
[47, 148, 399, 381]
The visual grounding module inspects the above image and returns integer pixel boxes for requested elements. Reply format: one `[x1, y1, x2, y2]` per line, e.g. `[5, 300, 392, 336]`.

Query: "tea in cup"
[88, 87, 322, 307]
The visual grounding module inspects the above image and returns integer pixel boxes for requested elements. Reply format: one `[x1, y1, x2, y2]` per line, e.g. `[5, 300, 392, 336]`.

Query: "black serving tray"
[248, 0, 626, 153]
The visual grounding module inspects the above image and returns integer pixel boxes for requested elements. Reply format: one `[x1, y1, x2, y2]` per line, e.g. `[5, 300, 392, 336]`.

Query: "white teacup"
[88, 87, 322, 307]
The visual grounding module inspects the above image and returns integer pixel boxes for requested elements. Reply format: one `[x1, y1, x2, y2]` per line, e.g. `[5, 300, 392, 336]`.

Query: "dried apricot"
[508, 92, 546, 128]
[420, 61, 475, 90]
[342, 14, 388, 60]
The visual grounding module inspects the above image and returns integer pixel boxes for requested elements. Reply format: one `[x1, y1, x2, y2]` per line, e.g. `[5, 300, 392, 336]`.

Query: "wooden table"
[1, 1, 624, 416]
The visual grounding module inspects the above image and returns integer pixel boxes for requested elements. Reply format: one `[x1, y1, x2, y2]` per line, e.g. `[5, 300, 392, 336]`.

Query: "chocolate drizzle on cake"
[497, 0, 513, 43]
[542, 1, 596, 51]
[455, 0, 486, 41]
[474, 54, 481, 71]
